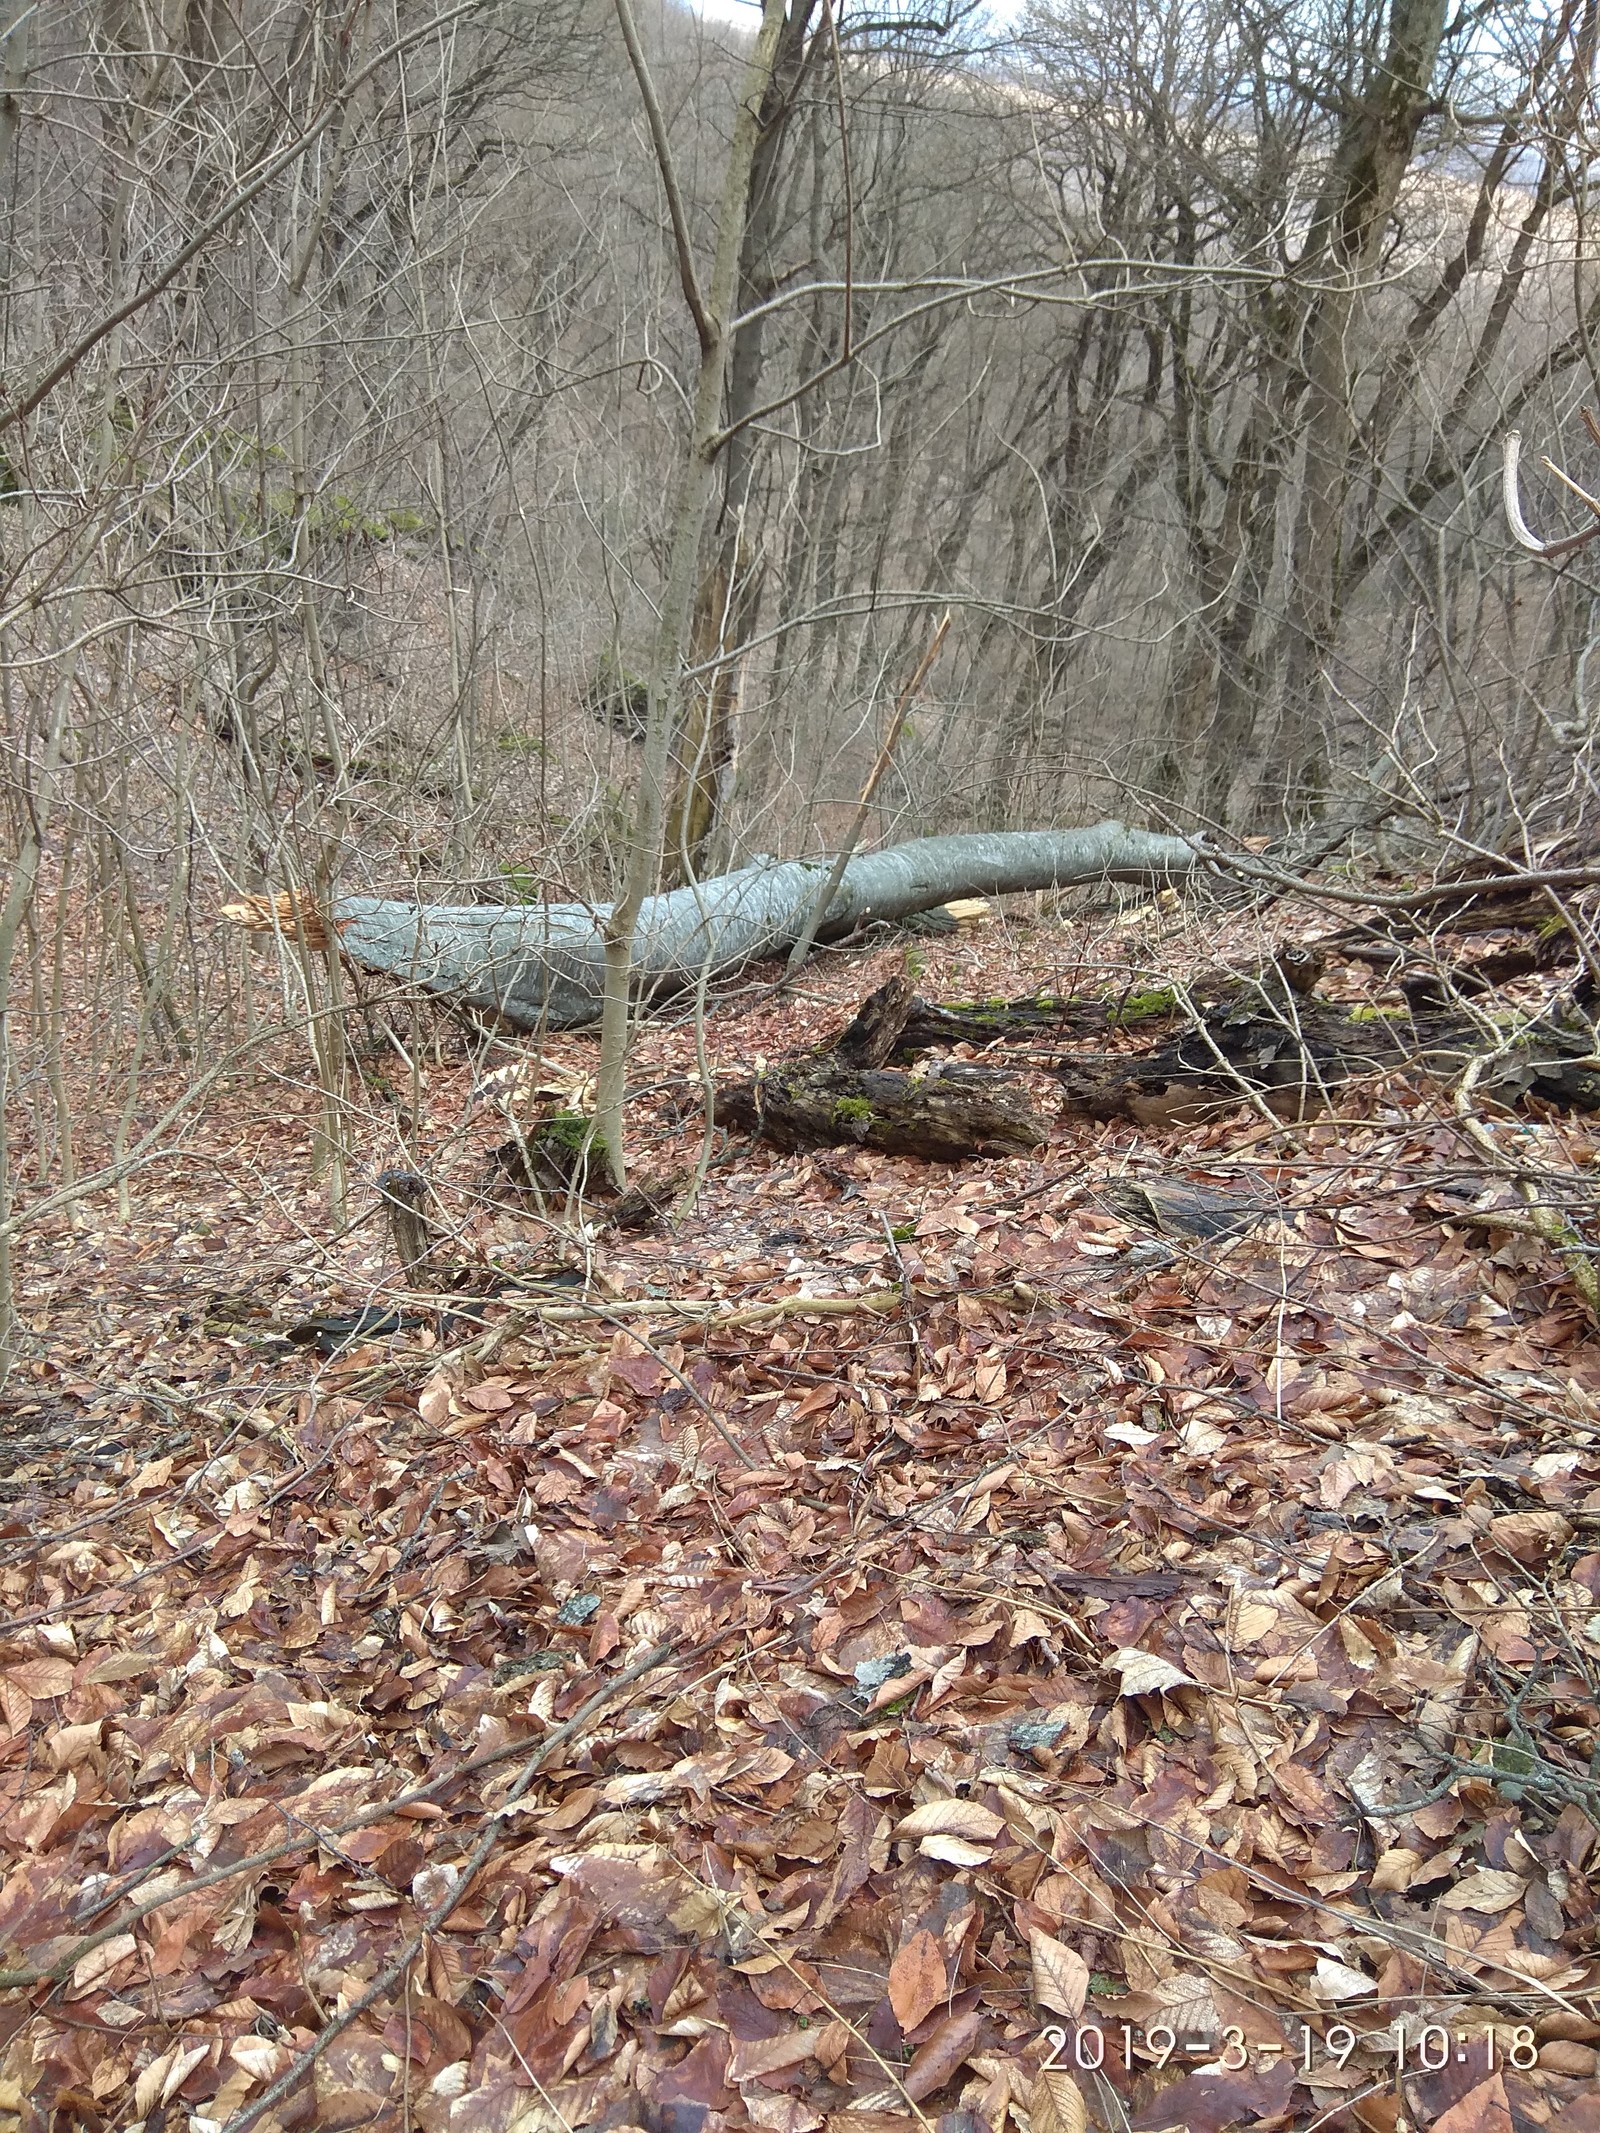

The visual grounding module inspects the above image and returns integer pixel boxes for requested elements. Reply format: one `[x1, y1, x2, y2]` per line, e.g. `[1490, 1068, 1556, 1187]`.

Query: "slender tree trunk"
[595, 0, 792, 1184]
[662, 0, 820, 884]
[1278, 0, 1450, 812]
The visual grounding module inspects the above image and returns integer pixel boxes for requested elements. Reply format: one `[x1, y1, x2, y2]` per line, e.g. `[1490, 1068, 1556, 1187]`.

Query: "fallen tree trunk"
[329, 823, 1200, 1031]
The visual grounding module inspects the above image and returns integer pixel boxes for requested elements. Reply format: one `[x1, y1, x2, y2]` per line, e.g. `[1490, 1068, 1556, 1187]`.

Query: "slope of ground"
[4, 904, 1600, 2133]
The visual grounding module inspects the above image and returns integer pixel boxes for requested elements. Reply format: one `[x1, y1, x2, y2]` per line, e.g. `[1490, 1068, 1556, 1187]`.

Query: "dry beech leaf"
[133, 2041, 208, 2115]
[1028, 1929, 1089, 2020]
[894, 1799, 1005, 1842]
[418, 1370, 454, 1427]
[729, 2031, 819, 2081]
[1485, 1512, 1572, 1564]
[82, 1650, 155, 1685]
[1429, 2072, 1513, 2133]
[229, 2037, 289, 2083]
[1029, 2069, 1088, 2133]
[1310, 1956, 1376, 2001]
[1370, 1847, 1421, 1892]
[812, 2020, 853, 2078]
[1436, 1868, 1528, 1915]
[5, 1657, 74, 1700]
[888, 1928, 948, 2033]
[904, 2007, 984, 2100]
[1111, 1648, 1195, 1697]
[48, 1720, 104, 1770]
[70, 1931, 135, 1996]
[128, 1456, 173, 1496]
[134, 2051, 178, 2119]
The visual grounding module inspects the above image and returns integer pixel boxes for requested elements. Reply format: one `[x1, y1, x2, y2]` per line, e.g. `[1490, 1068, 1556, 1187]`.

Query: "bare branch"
[612, 0, 716, 354]
[0, 1, 486, 437]
[1502, 429, 1600, 563]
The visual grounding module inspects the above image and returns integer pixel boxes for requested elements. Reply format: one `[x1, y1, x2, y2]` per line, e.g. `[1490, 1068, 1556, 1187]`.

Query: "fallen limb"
[1217, 846, 1600, 916]
[319, 822, 1201, 1029]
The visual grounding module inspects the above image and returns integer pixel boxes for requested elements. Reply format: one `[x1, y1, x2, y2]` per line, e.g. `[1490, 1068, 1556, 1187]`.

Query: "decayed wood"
[1057, 998, 1600, 1124]
[718, 965, 1049, 1159]
[717, 1063, 1049, 1159]
[832, 964, 920, 1067]
[892, 993, 1105, 1051]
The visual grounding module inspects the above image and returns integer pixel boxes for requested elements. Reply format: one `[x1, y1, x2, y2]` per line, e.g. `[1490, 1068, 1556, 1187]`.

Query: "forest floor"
[5, 894, 1600, 2133]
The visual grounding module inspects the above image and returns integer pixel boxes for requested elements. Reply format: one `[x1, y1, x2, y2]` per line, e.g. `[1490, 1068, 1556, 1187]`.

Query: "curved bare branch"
[1502, 430, 1600, 562]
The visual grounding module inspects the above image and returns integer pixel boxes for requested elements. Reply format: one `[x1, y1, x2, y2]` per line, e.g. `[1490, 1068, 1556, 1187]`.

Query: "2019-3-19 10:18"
[1038, 2020, 1538, 2075]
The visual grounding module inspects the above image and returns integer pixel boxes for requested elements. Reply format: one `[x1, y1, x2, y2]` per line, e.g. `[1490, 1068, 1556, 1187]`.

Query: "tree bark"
[330, 821, 1200, 1030]
[1278, 0, 1451, 808]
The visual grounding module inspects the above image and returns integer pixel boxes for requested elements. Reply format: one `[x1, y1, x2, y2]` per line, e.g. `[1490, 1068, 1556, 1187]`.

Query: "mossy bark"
[716, 1064, 1048, 1160]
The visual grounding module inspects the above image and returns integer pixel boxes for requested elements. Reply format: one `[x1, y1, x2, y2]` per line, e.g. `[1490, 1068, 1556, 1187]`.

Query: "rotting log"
[716, 1064, 1049, 1160]
[322, 823, 1201, 1030]
[885, 944, 1325, 1058]
[718, 964, 1049, 1159]
[1058, 998, 1600, 1125]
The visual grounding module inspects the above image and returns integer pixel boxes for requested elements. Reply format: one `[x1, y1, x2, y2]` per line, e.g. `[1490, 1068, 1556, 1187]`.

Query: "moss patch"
[831, 1095, 874, 1127]
[1110, 986, 1178, 1024]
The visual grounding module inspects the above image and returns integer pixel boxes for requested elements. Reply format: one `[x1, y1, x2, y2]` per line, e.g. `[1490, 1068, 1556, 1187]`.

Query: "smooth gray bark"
[332, 822, 1201, 1029]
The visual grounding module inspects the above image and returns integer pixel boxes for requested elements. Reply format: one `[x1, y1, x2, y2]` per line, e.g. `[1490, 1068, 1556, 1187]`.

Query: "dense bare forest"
[12, 10, 1600, 2130]
[3, 0, 1598, 1169]
[1, 1, 1596, 1179]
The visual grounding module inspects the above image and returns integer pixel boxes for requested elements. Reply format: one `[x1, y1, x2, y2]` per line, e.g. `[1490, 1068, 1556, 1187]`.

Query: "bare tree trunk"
[1278, 0, 1450, 813]
[594, 0, 793, 1183]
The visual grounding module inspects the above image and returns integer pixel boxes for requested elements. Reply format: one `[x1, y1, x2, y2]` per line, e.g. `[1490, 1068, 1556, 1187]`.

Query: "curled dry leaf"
[1111, 1648, 1195, 1697]
[894, 1799, 1006, 1843]
[69, 1931, 136, 1996]
[229, 2036, 290, 2083]
[812, 2020, 853, 2079]
[1310, 1956, 1376, 2002]
[917, 1832, 995, 1866]
[1485, 1512, 1572, 1564]
[133, 2042, 209, 2115]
